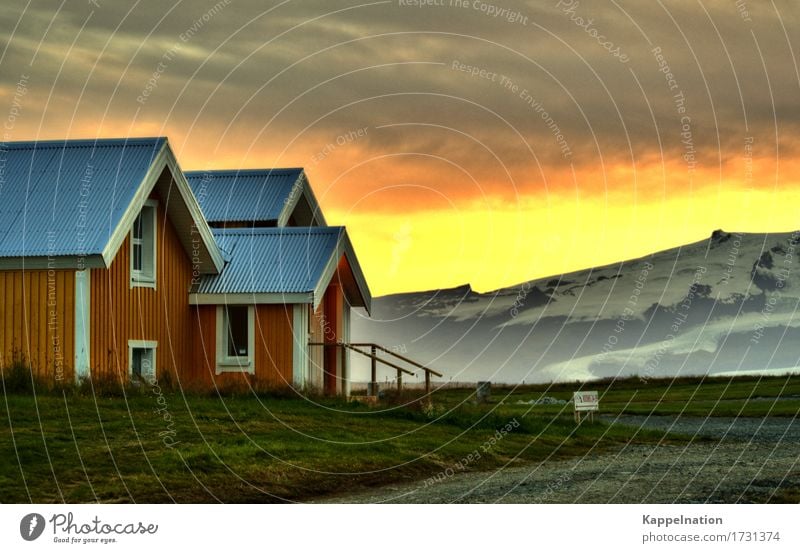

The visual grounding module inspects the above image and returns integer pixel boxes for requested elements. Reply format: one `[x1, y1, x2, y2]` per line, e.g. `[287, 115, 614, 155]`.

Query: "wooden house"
[0, 137, 371, 394]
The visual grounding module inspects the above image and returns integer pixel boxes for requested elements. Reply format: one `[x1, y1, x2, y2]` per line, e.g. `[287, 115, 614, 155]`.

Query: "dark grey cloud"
[1, 0, 798, 206]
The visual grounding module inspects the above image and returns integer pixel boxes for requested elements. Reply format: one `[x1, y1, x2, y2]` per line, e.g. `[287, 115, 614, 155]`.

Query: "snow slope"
[351, 230, 800, 383]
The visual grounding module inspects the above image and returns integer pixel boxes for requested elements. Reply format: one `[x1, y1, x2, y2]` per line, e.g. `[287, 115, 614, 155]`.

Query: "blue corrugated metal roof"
[185, 168, 303, 224]
[0, 137, 166, 257]
[196, 227, 343, 294]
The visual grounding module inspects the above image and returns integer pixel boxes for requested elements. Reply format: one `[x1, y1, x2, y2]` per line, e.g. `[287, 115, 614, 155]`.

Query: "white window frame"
[215, 305, 255, 374]
[128, 340, 158, 383]
[130, 199, 158, 289]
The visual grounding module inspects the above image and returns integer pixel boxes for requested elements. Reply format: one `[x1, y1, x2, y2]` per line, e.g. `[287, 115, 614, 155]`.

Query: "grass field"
[435, 373, 800, 418]
[1, 373, 797, 503]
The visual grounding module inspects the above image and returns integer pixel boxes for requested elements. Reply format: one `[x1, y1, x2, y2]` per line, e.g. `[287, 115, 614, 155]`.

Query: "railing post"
[397, 368, 402, 391]
[340, 344, 347, 397]
[370, 344, 377, 394]
[425, 370, 431, 394]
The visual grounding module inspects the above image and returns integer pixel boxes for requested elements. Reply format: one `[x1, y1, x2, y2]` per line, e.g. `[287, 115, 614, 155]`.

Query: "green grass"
[434, 373, 800, 419]
[1, 373, 796, 503]
[0, 388, 668, 503]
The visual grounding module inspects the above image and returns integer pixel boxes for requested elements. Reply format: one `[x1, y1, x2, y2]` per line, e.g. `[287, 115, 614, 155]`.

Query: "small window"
[225, 305, 249, 357]
[131, 201, 156, 287]
[216, 305, 255, 374]
[128, 341, 157, 383]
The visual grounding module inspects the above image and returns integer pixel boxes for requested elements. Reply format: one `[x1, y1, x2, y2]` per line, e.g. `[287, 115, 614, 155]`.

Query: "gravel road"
[318, 416, 800, 503]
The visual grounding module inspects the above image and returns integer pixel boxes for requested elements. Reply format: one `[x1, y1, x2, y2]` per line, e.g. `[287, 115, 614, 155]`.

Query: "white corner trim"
[215, 305, 255, 375]
[74, 270, 91, 382]
[342, 304, 350, 396]
[292, 304, 309, 388]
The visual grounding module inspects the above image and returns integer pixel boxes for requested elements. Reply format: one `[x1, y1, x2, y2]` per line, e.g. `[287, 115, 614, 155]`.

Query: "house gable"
[90, 194, 195, 380]
[185, 169, 325, 228]
[0, 137, 223, 274]
[101, 141, 223, 274]
[189, 227, 371, 314]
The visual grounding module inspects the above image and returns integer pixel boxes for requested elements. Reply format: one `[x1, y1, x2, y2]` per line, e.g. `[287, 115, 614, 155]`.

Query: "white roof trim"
[311, 229, 372, 314]
[101, 141, 168, 267]
[189, 292, 313, 305]
[101, 139, 224, 274]
[164, 147, 225, 273]
[342, 231, 372, 313]
[190, 229, 371, 313]
[278, 171, 327, 227]
[312, 235, 343, 311]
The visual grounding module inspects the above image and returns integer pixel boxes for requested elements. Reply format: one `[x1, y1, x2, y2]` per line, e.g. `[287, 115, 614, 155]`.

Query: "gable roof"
[0, 138, 163, 258]
[184, 168, 326, 227]
[189, 227, 371, 313]
[0, 137, 223, 273]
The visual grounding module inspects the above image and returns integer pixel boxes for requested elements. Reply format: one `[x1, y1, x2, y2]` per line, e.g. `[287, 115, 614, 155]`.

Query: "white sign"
[573, 390, 599, 412]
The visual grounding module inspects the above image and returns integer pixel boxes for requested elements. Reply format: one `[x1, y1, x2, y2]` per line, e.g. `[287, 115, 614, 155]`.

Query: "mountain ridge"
[353, 229, 800, 383]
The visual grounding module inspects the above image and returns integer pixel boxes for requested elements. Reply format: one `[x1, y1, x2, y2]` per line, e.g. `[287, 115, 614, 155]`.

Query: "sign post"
[573, 390, 599, 423]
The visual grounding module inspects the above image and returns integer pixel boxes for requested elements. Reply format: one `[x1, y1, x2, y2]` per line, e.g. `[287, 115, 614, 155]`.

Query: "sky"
[1, 0, 798, 296]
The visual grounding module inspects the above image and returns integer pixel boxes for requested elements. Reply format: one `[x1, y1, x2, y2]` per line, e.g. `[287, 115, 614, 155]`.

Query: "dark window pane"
[132, 348, 143, 377]
[133, 213, 143, 239]
[226, 306, 249, 357]
[132, 244, 142, 271]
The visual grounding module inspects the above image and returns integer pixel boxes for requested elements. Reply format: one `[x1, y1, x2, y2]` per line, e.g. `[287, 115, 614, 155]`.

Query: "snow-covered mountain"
[351, 230, 800, 383]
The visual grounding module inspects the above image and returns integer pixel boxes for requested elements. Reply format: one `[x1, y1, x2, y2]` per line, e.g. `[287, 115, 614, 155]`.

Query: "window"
[216, 305, 255, 374]
[225, 305, 249, 357]
[128, 341, 157, 383]
[131, 201, 157, 287]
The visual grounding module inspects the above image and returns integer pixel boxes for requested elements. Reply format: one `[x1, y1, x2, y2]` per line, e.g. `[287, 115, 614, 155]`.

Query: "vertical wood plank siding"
[254, 304, 294, 388]
[1, 218, 354, 393]
[90, 197, 193, 381]
[189, 304, 294, 390]
[323, 282, 343, 394]
[0, 269, 75, 382]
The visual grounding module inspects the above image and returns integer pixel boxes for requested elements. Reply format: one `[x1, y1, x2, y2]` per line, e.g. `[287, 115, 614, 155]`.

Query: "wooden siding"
[323, 282, 343, 394]
[188, 304, 294, 390]
[308, 268, 349, 393]
[188, 304, 216, 388]
[0, 269, 75, 382]
[254, 304, 294, 388]
[90, 196, 193, 381]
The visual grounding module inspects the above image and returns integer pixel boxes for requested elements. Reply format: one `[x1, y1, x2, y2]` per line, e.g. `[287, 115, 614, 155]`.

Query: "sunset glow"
[2, 1, 798, 295]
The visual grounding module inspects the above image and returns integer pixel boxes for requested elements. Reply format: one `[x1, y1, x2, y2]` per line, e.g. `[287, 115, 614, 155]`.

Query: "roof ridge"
[211, 226, 342, 235]
[0, 137, 166, 149]
[184, 168, 303, 176]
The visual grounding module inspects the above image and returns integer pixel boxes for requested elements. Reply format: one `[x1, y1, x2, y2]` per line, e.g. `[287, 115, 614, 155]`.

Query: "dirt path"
[317, 416, 800, 503]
